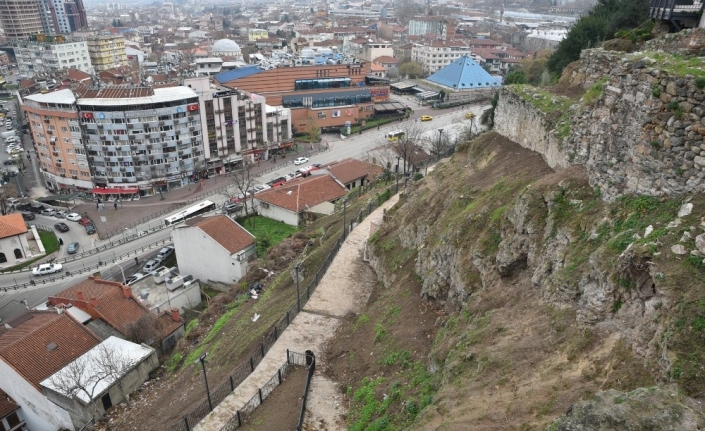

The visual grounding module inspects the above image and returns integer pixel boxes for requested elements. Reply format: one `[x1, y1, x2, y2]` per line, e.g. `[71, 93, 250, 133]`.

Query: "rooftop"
[24, 88, 76, 106]
[185, 215, 255, 254]
[0, 213, 28, 239]
[326, 158, 383, 184]
[255, 174, 348, 213]
[75, 86, 197, 106]
[0, 388, 19, 418]
[426, 55, 501, 90]
[214, 66, 264, 84]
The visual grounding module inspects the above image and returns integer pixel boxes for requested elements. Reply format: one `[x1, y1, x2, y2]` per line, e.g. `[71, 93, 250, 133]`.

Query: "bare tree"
[124, 313, 163, 346]
[428, 128, 453, 160]
[0, 183, 19, 215]
[224, 162, 257, 218]
[93, 343, 134, 406]
[48, 354, 106, 420]
[385, 123, 425, 176]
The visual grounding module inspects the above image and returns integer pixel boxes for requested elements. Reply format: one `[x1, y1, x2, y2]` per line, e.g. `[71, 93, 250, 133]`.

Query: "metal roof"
[390, 81, 416, 90]
[214, 66, 265, 84]
[426, 55, 501, 90]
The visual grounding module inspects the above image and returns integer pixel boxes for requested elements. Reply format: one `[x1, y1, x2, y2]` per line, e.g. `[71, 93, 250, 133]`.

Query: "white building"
[411, 40, 472, 74]
[172, 215, 256, 285]
[13, 37, 92, 77]
[0, 214, 34, 266]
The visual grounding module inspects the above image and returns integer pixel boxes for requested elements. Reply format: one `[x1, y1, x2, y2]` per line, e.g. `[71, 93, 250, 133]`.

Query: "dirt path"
[193, 194, 400, 431]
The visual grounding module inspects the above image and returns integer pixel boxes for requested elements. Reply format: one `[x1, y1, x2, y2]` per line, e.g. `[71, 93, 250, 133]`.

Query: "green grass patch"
[39, 230, 59, 254]
[165, 352, 183, 372]
[183, 296, 246, 368]
[628, 51, 705, 78]
[582, 78, 608, 105]
[240, 216, 298, 256]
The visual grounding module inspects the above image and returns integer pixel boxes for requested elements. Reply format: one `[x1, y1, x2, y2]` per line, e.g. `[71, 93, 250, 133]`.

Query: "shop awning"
[92, 187, 139, 195]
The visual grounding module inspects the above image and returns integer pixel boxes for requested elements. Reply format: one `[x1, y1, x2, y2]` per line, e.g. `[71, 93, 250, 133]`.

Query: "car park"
[157, 246, 175, 261]
[54, 222, 69, 232]
[21, 212, 35, 221]
[420, 115, 433, 121]
[65, 213, 82, 221]
[85, 224, 96, 234]
[32, 263, 63, 276]
[78, 217, 92, 226]
[294, 157, 309, 165]
[41, 208, 56, 217]
[67, 242, 79, 254]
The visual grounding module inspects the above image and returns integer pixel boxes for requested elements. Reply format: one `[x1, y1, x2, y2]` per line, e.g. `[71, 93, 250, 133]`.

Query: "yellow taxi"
[465, 112, 475, 119]
[420, 115, 433, 122]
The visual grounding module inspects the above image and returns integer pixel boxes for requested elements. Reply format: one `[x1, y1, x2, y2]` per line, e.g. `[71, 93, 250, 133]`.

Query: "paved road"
[0, 103, 488, 322]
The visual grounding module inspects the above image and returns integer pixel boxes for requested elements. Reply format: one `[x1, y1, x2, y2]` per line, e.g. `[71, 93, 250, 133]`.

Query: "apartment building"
[75, 85, 206, 193]
[23, 89, 91, 192]
[86, 34, 128, 72]
[248, 28, 268, 41]
[185, 76, 292, 167]
[13, 35, 92, 77]
[408, 17, 456, 41]
[0, 0, 43, 39]
[215, 62, 389, 135]
[411, 40, 472, 73]
[38, 0, 87, 34]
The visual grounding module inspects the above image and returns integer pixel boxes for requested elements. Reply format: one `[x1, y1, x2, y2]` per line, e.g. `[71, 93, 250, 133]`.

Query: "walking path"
[194, 193, 400, 431]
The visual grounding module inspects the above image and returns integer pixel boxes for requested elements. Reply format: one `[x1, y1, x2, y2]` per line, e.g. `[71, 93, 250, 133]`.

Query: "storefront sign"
[213, 90, 238, 99]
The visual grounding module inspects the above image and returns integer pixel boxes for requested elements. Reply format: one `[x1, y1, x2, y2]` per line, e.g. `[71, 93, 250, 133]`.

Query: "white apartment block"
[411, 41, 472, 73]
[14, 39, 92, 77]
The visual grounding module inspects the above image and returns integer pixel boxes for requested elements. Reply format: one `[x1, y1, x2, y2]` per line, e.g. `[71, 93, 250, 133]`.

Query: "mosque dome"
[211, 39, 241, 55]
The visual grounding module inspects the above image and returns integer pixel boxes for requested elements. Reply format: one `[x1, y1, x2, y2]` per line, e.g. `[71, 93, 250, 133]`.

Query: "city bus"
[385, 130, 405, 142]
[164, 200, 217, 226]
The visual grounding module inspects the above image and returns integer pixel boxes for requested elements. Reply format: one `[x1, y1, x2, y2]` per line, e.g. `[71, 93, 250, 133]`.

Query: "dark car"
[267, 177, 287, 187]
[78, 217, 92, 226]
[54, 222, 69, 232]
[29, 204, 45, 214]
[16, 203, 31, 212]
[21, 211, 35, 220]
[222, 202, 243, 214]
[67, 242, 79, 254]
[85, 223, 96, 234]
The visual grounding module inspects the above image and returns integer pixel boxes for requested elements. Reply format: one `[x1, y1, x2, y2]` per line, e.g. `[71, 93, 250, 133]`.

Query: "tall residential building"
[23, 89, 91, 192]
[13, 35, 92, 77]
[185, 76, 292, 170]
[87, 35, 128, 72]
[411, 40, 472, 73]
[23, 86, 207, 195]
[39, 0, 87, 34]
[0, 0, 43, 39]
[408, 17, 456, 41]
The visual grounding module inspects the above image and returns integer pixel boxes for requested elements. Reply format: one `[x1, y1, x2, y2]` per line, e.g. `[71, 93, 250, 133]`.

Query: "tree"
[124, 313, 163, 346]
[546, 0, 649, 76]
[504, 70, 526, 85]
[226, 162, 257, 218]
[0, 183, 19, 215]
[385, 123, 425, 176]
[399, 61, 424, 79]
[428, 127, 453, 160]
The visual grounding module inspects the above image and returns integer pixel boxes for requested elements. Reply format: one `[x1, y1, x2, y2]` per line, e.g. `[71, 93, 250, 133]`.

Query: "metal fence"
[166, 183, 395, 431]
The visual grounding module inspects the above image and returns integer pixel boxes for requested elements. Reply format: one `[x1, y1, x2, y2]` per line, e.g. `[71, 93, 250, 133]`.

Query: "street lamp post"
[196, 353, 213, 412]
[395, 155, 401, 193]
[295, 262, 301, 312]
[437, 128, 444, 160]
[114, 262, 126, 284]
[342, 198, 347, 238]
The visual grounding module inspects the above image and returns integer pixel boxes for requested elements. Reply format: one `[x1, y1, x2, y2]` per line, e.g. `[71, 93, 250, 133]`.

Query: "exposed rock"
[695, 233, 705, 254]
[671, 244, 688, 255]
[678, 202, 693, 217]
[548, 386, 705, 431]
[644, 225, 653, 237]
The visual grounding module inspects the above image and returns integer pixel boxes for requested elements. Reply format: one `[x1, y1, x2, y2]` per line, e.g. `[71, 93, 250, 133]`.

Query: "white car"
[156, 246, 174, 261]
[32, 263, 63, 276]
[293, 157, 309, 165]
[65, 213, 82, 221]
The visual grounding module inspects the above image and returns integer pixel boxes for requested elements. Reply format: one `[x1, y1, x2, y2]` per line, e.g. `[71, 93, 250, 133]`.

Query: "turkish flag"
[81, 112, 94, 119]
[187, 104, 199, 112]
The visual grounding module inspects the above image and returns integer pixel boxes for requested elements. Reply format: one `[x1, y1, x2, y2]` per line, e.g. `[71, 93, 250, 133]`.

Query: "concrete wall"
[0, 358, 73, 431]
[0, 232, 33, 265]
[255, 201, 299, 226]
[173, 226, 249, 284]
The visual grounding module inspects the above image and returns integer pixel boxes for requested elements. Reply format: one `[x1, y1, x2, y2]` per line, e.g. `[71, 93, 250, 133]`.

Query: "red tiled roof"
[48, 277, 181, 337]
[0, 388, 19, 418]
[0, 214, 28, 239]
[67, 68, 91, 82]
[373, 55, 399, 64]
[326, 158, 383, 185]
[255, 174, 347, 213]
[0, 311, 100, 391]
[188, 215, 255, 254]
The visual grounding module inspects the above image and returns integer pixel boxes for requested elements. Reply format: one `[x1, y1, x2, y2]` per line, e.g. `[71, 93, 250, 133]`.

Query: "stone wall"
[496, 43, 705, 200]
[494, 88, 572, 170]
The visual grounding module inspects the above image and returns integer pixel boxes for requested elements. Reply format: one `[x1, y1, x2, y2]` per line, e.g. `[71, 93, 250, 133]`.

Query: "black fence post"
[278, 368, 282, 385]
[237, 410, 241, 427]
[274, 326, 278, 340]
[230, 375, 235, 391]
[260, 342, 265, 358]
[250, 357, 254, 372]
[183, 416, 190, 431]
[258, 388, 263, 404]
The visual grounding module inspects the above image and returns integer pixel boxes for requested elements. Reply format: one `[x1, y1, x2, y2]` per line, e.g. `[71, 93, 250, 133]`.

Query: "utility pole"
[196, 353, 213, 412]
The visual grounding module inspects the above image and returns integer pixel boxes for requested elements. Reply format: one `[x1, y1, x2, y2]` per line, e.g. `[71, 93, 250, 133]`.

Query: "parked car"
[67, 242, 79, 254]
[125, 273, 146, 286]
[223, 202, 243, 214]
[32, 263, 63, 276]
[142, 259, 160, 273]
[293, 157, 309, 165]
[54, 222, 69, 232]
[156, 246, 175, 261]
[41, 208, 56, 217]
[16, 203, 31, 212]
[54, 210, 68, 218]
[85, 224, 96, 235]
[21, 212, 34, 221]
[267, 177, 287, 187]
[65, 213, 82, 221]
[77, 217, 92, 226]
[29, 204, 45, 214]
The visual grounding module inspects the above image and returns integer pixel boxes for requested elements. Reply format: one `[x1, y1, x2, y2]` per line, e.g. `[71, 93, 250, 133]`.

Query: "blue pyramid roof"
[426, 55, 501, 90]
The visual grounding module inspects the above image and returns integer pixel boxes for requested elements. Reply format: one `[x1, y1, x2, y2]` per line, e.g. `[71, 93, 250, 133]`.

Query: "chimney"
[90, 297, 98, 308]
[122, 286, 132, 298]
[76, 290, 84, 300]
[170, 307, 180, 322]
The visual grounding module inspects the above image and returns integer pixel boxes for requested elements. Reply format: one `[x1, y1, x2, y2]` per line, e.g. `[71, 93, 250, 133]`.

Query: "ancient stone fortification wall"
[496, 39, 705, 200]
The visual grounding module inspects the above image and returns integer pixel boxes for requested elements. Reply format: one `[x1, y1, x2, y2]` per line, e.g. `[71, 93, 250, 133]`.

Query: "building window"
[0, 253, 6, 263]
[13, 248, 22, 259]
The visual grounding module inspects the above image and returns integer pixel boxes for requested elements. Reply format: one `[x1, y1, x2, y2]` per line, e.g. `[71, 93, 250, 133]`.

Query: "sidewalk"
[193, 193, 400, 431]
